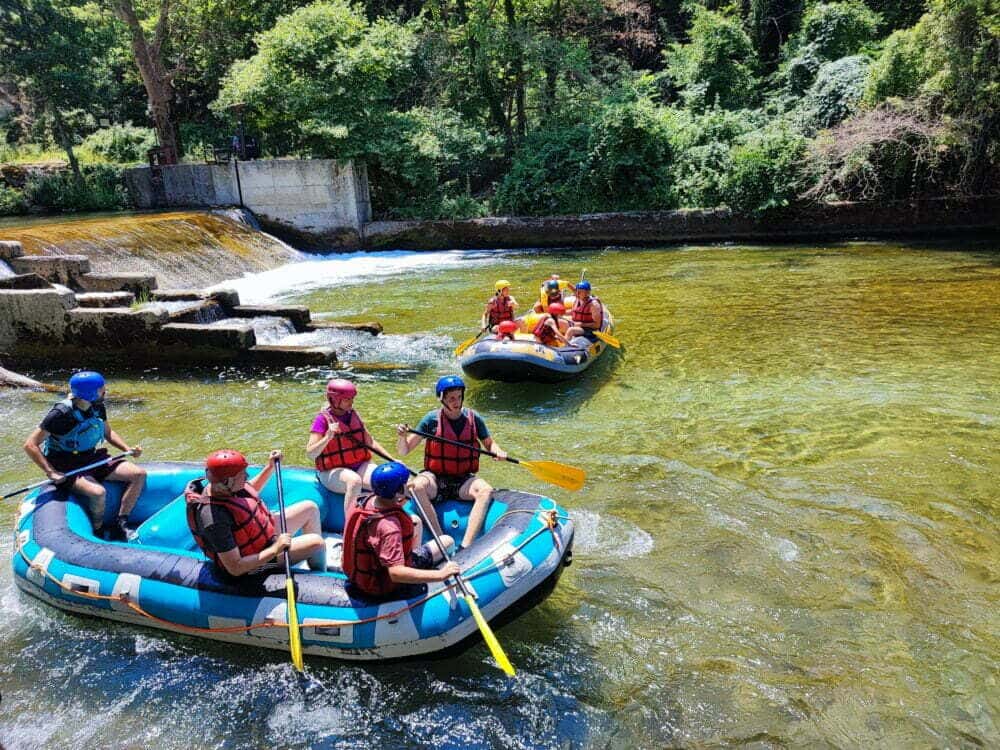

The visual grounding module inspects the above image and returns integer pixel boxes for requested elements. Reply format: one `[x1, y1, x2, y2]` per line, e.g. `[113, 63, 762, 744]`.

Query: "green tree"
[750, 0, 804, 69]
[797, 1, 880, 60]
[0, 0, 114, 177]
[665, 6, 758, 109]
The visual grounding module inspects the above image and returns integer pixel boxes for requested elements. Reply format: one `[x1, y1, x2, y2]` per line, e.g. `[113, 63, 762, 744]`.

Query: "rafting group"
[458, 274, 619, 382]
[10, 369, 577, 669]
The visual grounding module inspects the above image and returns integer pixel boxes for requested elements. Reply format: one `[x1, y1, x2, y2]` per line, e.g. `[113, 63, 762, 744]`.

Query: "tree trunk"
[504, 0, 526, 142]
[456, 0, 514, 157]
[49, 105, 81, 180]
[111, 0, 181, 164]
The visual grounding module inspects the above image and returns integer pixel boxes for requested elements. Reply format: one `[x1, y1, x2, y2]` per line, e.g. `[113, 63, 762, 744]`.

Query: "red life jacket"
[315, 408, 371, 471]
[423, 408, 481, 477]
[343, 494, 416, 596]
[186, 483, 275, 567]
[486, 295, 514, 327]
[572, 296, 602, 329]
[533, 316, 560, 347]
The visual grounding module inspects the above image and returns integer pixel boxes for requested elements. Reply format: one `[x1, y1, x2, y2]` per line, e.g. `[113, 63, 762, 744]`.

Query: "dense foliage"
[1, 0, 997, 218]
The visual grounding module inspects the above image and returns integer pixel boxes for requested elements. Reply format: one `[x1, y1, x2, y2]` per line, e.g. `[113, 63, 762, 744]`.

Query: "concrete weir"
[0, 240, 351, 369]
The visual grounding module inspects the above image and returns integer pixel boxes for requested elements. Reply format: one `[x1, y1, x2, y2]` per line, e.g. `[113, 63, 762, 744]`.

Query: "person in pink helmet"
[306, 379, 395, 520]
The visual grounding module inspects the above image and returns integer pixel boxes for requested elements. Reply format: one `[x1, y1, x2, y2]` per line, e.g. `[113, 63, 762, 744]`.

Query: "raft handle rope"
[13, 511, 567, 636]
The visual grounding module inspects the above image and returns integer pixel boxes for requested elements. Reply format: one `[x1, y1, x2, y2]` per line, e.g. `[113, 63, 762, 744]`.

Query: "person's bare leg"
[73, 475, 107, 531]
[106, 462, 146, 518]
[282, 501, 326, 570]
[411, 472, 445, 537]
[459, 477, 493, 549]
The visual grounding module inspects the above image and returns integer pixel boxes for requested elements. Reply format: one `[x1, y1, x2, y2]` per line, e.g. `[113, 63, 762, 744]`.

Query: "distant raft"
[12, 462, 574, 662]
[461, 308, 616, 383]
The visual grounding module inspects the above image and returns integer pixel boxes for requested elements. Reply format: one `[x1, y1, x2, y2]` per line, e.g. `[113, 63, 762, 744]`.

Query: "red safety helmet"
[497, 320, 518, 339]
[205, 450, 248, 480]
[548, 302, 566, 316]
[326, 378, 358, 400]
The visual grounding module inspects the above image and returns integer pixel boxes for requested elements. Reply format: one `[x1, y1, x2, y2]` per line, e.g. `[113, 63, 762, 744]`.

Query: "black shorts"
[428, 473, 474, 502]
[47, 448, 118, 486]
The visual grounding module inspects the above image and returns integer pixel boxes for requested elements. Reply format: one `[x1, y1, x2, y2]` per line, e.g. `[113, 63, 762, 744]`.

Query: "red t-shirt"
[366, 512, 413, 570]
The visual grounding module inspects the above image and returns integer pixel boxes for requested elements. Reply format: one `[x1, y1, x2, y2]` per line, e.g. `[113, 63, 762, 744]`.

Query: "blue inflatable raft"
[11, 462, 574, 661]
[461, 308, 616, 383]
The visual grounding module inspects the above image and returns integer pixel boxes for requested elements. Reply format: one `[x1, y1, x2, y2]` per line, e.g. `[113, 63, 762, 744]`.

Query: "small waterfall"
[0, 261, 14, 278]
[212, 315, 296, 344]
[0, 209, 305, 288]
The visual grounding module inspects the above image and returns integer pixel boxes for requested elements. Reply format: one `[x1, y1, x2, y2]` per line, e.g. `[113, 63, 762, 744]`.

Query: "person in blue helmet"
[565, 280, 604, 341]
[23, 371, 146, 541]
[395, 375, 507, 549]
[343, 461, 459, 599]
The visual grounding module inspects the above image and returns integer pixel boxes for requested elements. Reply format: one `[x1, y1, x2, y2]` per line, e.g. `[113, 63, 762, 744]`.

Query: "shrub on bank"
[0, 184, 30, 216]
[23, 164, 129, 213]
[723, 122, 810, 214]
[82, 124, 158, 164]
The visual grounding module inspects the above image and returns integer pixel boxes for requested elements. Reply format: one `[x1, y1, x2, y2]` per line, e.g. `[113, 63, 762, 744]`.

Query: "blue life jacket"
[43, 398, 106, 456]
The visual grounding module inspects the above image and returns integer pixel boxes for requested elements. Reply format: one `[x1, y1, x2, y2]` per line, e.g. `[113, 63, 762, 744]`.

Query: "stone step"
[0, 273, 52, 290]
[158, 321, 256, 350]
[245, 344, 338, 366]
[66, 307, 169, 343]
[0, 241, 25, 260]
[78, 272, 157, 297]
[75, 292, 136, 308]
[305, 320, 382, 336]
[231, 304, 311, 331]
[9, 255, 90, 286]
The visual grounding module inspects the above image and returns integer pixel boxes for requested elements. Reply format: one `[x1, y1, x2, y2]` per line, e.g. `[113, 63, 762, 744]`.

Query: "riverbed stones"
[231, 304, 311, 331]
[305, 320, 383, 335]
[75, 292, 136, 308]
[78, 272, 157, 298]
[0, 273, 52, 290]
[0, 241, 24, 260]
[66, 307, 170, 345]
[247, 344, 337, 366]
[9, 255, 90, 286]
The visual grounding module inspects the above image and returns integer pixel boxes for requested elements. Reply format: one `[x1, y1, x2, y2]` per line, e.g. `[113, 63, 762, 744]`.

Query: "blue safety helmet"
[545, 280, 560, 292]
[69, 371, 105, 402]
[435, 374, 466, 398]
[576, 280, 592, 292]
[371, 462, 410, 498]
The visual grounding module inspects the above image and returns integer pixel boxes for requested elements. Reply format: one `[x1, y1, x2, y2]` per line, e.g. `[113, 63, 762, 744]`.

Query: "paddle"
[274, 458, 305, 672]
[3, 450, 135, 500]
[406, 428, 585, 492]
[593, 329, 621, 349]
[407, 487, 516, 676]
[454, 327, 487, 357]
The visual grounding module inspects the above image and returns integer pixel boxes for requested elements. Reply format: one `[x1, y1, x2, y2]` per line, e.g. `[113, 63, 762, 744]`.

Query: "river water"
[1, 241, 997, 748]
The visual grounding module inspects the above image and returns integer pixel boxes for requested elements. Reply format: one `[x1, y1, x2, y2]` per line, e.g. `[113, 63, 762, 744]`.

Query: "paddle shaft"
[407, 428, 521, 465]
[274, 458, 305, 672]
[3, 450, 134, 500]
[273, 459, 293, 575]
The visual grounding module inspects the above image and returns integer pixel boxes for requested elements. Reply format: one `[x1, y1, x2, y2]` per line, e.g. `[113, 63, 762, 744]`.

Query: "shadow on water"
[465, 347, 623, 418]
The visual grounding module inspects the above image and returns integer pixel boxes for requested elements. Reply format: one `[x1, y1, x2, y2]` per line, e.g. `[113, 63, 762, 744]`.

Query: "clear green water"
[1, 242, 998, 748]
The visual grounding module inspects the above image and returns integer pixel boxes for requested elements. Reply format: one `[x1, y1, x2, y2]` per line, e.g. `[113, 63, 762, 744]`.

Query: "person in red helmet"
[533, 302, 570, 347]
[306, 378, 393, 522]
[495, 320, 519, 341]
[185, 449, 326, 579]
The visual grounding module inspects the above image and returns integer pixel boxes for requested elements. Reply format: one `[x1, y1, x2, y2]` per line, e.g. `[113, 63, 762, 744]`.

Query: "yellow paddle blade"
[520, 459, 586, 492]
[463, 594, 516, 677]
[286, 578, 304, 672]
[454, 330, 485, 357]
[594, 330, 621, 349]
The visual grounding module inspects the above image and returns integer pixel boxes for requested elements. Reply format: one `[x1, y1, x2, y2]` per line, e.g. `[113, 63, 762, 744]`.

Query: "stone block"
[208, 288, 241, 311]
[0, 241, 24, 260]
[158, 322, 256, 350]
[151, 289, 208, 302]
[0, 287, 77, 350]
[306, 320, 382, 336]
[231, 304, 311, 331]
[75, 292, 135, 308]
[66, 307, 169, 345]
[9, 255, 91, 286]
[245, 344, 338, 366]
[0, 273, 52, 290]
[78, 272, 157, 297]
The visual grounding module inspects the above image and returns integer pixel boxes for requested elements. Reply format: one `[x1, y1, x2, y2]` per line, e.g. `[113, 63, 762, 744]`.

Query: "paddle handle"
[273, 458, 294, 579]
[3, 450, 135, 500]
[406, 427, 520, 465]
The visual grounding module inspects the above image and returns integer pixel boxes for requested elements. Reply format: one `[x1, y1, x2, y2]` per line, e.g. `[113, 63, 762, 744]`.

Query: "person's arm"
[306, 418, 338, 460]
[591, 299, 604, 329]
[509, 296, 519, 310]
[248, 450, 281, 493]
[216, 532, 292, 577]
[482, 436, 508, 461]
[105, 426, 142, 457]
[387, 560, 461, 584]
[23, 427, 62, 480]
[395, 425, 423, 456]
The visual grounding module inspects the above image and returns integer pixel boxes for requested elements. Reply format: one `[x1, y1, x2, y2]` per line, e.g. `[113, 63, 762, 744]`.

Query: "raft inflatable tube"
[11, 462, 573, 662]
[461, 309, 615, 383]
